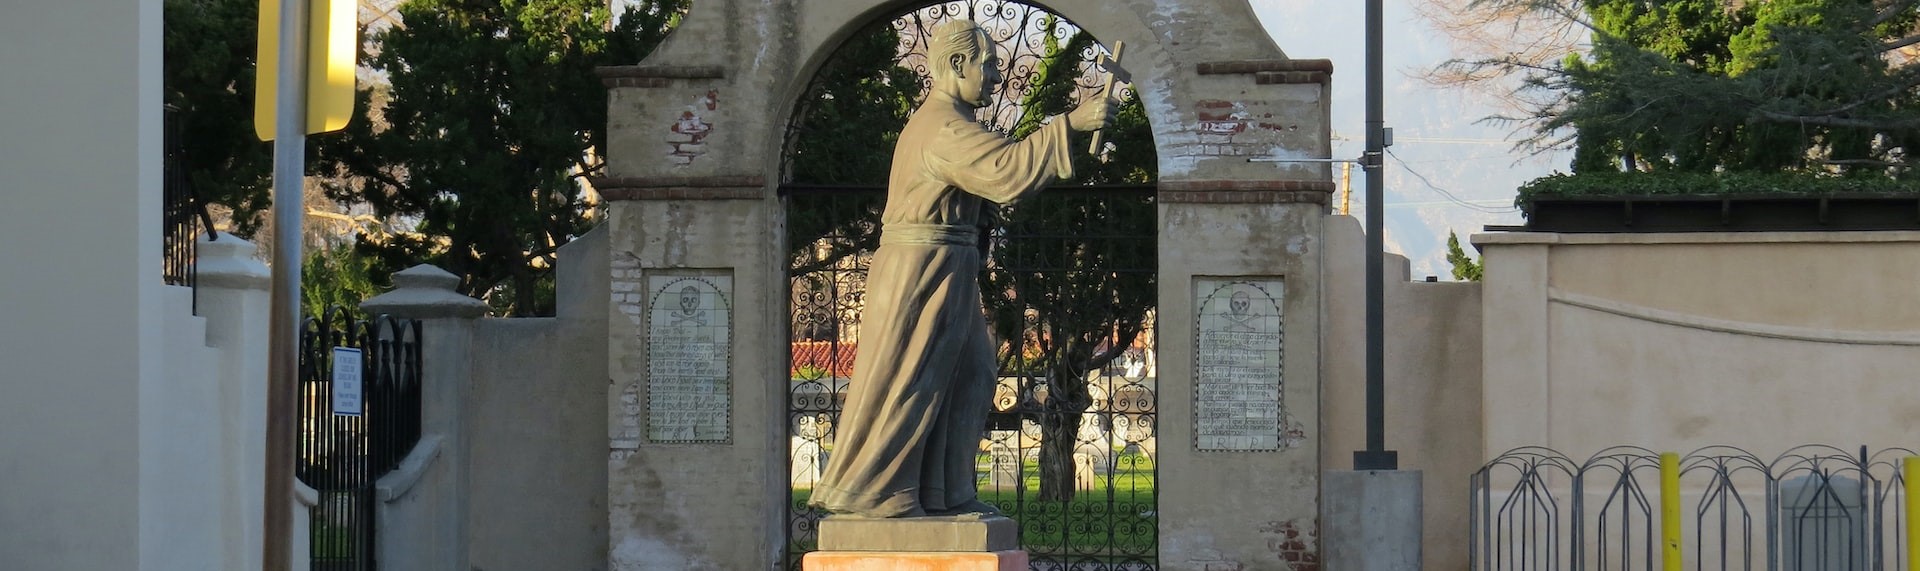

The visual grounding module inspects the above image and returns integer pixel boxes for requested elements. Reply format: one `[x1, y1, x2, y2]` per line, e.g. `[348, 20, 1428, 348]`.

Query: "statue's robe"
[809, 93, 1076, 517]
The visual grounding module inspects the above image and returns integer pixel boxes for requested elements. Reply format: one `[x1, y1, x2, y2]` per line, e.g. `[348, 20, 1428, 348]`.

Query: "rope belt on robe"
[879, 223, 979, 247]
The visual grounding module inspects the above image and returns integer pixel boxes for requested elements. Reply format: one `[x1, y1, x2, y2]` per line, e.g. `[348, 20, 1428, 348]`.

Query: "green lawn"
[789, 453, 1158, 559]
[309, 520, 358, 560]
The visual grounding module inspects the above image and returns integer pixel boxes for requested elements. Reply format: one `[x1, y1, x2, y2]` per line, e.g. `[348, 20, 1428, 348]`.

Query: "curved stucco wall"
[1549, 238, 1920, 332]
[1476, 231, 1920, 460]
[1545, 299, 1920, 457]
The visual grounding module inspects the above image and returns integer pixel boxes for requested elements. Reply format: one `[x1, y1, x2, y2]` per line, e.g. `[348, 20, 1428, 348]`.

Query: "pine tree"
[1446, 231, 1483, 282]
[163, 0, 275, 235]
[314, 0, 686, 316]
[984, 16, 1156, 502]
[1454, 0, 1920, 176]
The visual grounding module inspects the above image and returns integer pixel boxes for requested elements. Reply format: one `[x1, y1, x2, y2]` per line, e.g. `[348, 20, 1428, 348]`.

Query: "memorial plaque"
[645, 273, 733, 443]
[1192, 278, 1284, 451]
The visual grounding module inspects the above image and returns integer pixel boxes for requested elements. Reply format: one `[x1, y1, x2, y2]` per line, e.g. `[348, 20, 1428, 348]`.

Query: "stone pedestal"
[803, 516, 1027, 571]
[1323, 470, 1422, 570]
[803, 550, 1028, 571]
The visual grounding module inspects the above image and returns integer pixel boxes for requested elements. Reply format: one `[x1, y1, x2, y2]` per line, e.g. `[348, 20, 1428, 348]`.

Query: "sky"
[352, 0, 1565, 277]
[1248, 0, 1572, 278]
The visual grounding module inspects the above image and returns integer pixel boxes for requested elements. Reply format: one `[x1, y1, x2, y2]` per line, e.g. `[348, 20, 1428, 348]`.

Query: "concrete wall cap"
[1474, 230, 1920, 246]
[391, 264, 463, 289]
[294, 479, 320, 507]
[195, 232, 270, 289]
[361, 264, 489, 319]
[375, 435, 443, 503]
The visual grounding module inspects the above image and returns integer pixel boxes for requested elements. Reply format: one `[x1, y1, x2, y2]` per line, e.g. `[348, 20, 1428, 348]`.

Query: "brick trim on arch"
[1159, 179, 1334, 204]
[1197, 59, 1333, 85]
[591, 175, 767, 201]
[1196, 59, 1335, 74]
[595, 65, 726, 88]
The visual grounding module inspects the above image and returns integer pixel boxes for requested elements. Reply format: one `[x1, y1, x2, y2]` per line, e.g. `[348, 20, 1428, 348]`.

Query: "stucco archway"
[594, 1, 1336, 569]
[594, 0, 1329, 193]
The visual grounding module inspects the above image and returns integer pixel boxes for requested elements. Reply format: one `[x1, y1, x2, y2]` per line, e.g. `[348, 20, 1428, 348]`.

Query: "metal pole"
[1354, 0, 1398, 471]
[266, 0, 311, 568]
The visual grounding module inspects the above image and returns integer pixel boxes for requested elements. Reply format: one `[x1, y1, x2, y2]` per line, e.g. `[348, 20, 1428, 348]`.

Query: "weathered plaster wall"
[1156, 202, 1327, 571]
[602, 0, 1329, 186]
[604, 199, 784, 571]
[1321, 215, 1482, 571]
[467, 228, 611, 571]
[1475, 231, 1920, 460]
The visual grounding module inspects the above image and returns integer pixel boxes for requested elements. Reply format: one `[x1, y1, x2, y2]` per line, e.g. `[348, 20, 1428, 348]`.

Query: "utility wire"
[1383, 146, 1519, 215]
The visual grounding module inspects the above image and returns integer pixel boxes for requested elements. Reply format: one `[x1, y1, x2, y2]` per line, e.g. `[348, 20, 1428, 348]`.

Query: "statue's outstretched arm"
[925, 117, 1076, 204]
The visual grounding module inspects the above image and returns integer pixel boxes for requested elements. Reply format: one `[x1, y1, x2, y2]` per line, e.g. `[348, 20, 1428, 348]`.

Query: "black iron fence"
[161, 105, 213, 300]
[1472, 445, 1918, 571]
[298, 309, 425, 571]
[785, 185, 1159, 571]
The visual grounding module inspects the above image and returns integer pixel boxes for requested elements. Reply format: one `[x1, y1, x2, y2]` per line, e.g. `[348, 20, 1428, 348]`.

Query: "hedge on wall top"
[1517, 172, 1920, 206]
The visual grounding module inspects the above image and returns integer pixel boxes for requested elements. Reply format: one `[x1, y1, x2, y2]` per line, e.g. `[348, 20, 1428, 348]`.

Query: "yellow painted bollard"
[1661, 452, 1681, 570]
[1906, 457, 1919, 571]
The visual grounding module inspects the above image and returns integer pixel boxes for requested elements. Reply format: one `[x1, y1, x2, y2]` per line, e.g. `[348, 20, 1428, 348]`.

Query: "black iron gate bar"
[784, 184, 1159, 571]
[1470, 445, 1919, 571]
[161, 105, 216, 311]
[297, 308, 425, 571]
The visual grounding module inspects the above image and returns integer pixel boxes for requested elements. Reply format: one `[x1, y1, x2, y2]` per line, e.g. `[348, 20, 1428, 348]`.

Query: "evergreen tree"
[982, 16, 1157, 502]
[302, 243, 382, 317]
[1446, 231, 1483, 282]
[163, 0, 275, 235]
[1458, 0, 1919, 176]
[315, 0, 686, 316]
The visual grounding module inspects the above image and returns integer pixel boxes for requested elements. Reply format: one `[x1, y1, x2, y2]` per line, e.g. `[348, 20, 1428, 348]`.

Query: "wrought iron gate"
[1471, 445, 1917, 571]
[785, 185, 1159, 571]
[298, 309, 425, 571]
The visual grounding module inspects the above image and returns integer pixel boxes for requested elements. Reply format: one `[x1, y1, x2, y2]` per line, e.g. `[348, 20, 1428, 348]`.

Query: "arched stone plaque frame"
[595, 1, 1334, 569]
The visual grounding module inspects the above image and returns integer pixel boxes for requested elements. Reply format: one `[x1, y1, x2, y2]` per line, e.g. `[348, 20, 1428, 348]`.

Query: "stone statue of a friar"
[808, 19, 1114, 518]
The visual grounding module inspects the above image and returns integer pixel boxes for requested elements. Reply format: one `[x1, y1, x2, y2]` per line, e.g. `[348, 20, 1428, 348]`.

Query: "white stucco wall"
[0, 4, 280, 569]
[0, 0, 163, 568]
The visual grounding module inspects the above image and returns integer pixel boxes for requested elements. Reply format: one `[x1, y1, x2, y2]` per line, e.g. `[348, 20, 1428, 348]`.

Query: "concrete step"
[160, 284, 211, 349]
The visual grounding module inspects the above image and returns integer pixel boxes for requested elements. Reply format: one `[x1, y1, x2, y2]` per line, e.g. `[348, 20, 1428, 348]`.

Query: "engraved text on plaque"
[646, 273, 733, 443]
[1193, 278, 1284, 451]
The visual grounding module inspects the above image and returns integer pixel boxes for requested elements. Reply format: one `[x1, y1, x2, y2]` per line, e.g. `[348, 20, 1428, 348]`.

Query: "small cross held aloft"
[1089, 40, 1129, 157]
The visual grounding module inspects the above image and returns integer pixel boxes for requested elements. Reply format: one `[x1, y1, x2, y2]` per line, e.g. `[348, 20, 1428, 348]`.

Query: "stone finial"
[361, 264, 489, 319]
[195, 232, 270, 290]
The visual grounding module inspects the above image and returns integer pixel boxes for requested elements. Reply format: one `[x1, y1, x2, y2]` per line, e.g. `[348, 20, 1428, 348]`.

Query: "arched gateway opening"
[598, 0, 1327, 567]
[781, 1, 1160, 568]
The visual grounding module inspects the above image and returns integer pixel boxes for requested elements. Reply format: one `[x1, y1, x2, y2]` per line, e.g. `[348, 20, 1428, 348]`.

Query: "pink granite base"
[802, 550, 1029, 571]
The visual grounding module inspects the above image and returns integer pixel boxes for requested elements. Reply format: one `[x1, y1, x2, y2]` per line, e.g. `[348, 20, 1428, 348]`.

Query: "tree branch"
[1872, 0, 1919, 27]
[1884, 33, 1920, 54]
[1807, 74, 1920, 117]
[1756, 109, 1920, 130]
[1817, 158, 1913, 168]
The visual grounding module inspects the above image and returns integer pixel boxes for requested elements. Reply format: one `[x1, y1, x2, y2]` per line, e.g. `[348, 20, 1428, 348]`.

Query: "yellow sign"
[255, 0, 356, 140]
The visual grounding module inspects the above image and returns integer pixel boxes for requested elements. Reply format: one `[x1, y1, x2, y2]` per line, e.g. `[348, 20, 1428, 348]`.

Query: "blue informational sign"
[331, 347, 363, 417]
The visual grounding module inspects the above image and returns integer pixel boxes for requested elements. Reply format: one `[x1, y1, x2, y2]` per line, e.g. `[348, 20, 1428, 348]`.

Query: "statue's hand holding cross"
[1083, 41, 1128, 155]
